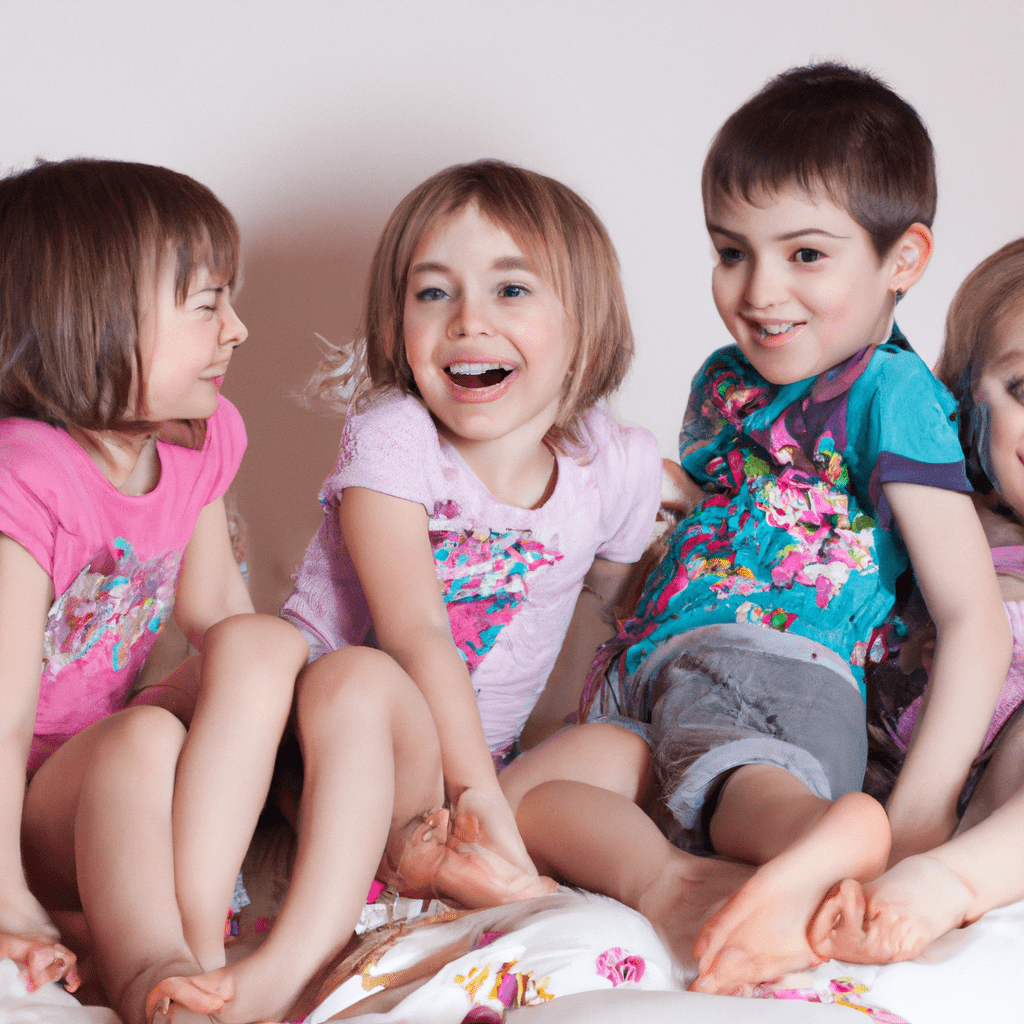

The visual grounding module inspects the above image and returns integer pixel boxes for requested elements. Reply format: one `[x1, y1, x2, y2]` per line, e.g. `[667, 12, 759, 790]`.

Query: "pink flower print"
[433, 499, 461, 520]
[462, 1007, 503, 1024]
[596, 947, 646, 987]
[430, 528, 562, 670]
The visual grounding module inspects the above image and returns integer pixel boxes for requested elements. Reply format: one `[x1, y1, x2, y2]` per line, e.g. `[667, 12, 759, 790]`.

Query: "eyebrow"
[409, 255, 533, 275]
[987, 348, 1024, 372]
[706, 224, 852, 242]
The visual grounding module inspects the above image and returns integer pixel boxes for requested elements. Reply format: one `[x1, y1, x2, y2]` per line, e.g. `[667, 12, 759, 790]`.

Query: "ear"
[887, 223, 934, 296]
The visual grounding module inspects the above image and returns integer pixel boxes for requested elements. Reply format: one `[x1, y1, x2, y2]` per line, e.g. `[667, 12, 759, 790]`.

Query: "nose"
[744, 257, 786, 310]
[221, 301, 248, 349]
[449, 291, 493, 339]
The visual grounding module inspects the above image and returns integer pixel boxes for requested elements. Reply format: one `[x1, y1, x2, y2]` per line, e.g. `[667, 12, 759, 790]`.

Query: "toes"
[809, 878, 867, 959]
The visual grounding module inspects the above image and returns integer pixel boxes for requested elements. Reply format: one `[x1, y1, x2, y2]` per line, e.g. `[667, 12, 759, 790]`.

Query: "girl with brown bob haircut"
[0, 158, 303, 1024]
[0, 158, 239, 438]
[148, 159, 662, 1022]
[312, 159, 634, 450]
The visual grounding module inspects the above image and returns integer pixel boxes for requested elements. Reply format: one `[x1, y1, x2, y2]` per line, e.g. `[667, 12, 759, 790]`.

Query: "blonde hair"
[935, 237, 1024, 401]
[309, 160, 633, 451]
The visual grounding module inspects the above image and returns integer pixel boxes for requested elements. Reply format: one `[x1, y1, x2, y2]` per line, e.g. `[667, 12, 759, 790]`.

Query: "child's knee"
[296, 646, 409, 723]
[207, 612, 309, 669]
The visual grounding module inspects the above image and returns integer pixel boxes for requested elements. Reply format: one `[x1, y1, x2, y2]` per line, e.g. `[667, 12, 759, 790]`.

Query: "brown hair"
[0, 158, 239, 434]
[935, 237, 1024, 400]
[310, 159, 633, 451]
[702, 62, 936, 258]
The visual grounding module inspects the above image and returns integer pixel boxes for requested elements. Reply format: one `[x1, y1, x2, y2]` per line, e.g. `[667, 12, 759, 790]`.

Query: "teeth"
[759, 323, 794, 337]
[446, 362, 514, 374]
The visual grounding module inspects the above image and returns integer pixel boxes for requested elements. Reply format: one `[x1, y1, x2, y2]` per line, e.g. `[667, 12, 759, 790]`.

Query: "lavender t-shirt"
[0, 398, 246, 774]
[281, 391, 662, 754]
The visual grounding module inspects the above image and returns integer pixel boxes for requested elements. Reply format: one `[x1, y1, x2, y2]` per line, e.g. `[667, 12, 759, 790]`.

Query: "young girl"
[149, 159, 663, 1023]
[810, 237, 1024, 964]
[0, 158, 303, 1024]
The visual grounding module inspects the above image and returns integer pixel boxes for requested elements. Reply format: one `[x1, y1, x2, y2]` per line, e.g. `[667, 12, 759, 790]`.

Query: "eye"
[794, 248, 823, 264]
[498, 283, 529, 298]
[414, 286, 448, 302]
[717, 247, 745, 266]
[1006, 376, 1024, 403]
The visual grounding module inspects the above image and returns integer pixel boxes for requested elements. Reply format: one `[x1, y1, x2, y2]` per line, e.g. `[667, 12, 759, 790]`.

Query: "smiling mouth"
[757, 322, 796, 337]
[445, 362, 515, 389]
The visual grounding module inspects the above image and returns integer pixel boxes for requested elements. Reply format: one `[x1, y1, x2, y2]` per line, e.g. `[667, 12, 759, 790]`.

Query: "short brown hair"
[935, 237, 1024, 400]
[0, 158, 239, 432]
[312, 160, 633, 451]
[702, 63, 936, 258]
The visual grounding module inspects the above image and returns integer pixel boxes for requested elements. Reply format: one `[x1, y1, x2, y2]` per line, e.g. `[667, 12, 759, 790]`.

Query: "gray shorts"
[627, 623, 867, 852]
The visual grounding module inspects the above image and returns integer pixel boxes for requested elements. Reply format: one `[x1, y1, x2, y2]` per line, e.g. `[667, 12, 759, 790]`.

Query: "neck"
[444, 430, 558, 509]
[69, 427, 161, 495]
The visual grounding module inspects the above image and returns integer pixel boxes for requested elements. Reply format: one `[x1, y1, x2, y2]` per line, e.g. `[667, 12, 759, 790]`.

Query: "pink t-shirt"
[896, 545, 1024, 754]
[281, 391, 662, 754]
[0, 398, 246, 774]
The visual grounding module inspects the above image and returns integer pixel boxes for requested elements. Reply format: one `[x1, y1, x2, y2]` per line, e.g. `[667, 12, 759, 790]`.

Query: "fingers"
[145, 976, 228, 1021]
[3, 935, 79, 993]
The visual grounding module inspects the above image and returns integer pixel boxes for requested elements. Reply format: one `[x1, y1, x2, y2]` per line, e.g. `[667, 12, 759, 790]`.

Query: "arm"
[0, 534, 79, 990]
[883, 482, 1011, 863]
[339, 486, 534, 873]
[173, 496, 254, 649]
[518, 557, 637, 750]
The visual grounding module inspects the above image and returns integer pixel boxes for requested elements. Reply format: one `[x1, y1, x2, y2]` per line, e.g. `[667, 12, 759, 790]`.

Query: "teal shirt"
[616, 330, 968, 698]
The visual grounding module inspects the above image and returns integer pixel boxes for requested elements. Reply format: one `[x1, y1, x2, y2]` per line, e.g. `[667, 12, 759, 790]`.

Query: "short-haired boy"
[500, 63, 1009, 995]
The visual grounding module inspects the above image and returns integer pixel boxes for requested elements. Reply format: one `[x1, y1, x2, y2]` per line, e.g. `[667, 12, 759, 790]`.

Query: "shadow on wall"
[226, 215, 380, 613]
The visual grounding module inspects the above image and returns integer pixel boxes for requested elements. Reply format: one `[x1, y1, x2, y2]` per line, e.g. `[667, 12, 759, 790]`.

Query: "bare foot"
[637, 851, 755, 984]
[145, 960, 291, 1024]
[391, 807, 557, 909]
[691, 792, 890, 995]
[809, 853, 975, 964]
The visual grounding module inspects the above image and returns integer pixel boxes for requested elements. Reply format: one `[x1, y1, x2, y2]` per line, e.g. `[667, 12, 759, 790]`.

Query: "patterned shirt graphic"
[611, 330, 968, 698]
[0, 398, 246, 773]
[281, 390, 662, 754]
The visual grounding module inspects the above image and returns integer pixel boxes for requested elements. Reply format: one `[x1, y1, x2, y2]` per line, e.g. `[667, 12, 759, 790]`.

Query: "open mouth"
[445, 362, 515, 389]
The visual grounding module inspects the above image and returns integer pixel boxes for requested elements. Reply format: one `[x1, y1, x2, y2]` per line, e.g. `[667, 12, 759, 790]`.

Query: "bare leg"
[691, 766, 889, 994]
[516, 779, 753, 975]
[811, 711, 1024, 964]
[499, 722, 652, 815]
[22, 705, 218, 1024]
[148, 647, 447, 1023]
[171, 615, 306, 969]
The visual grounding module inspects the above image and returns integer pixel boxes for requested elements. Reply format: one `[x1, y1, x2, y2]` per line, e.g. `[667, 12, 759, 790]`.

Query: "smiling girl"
[149, 159, 662, 1023]
[0, 158, 299, 1024]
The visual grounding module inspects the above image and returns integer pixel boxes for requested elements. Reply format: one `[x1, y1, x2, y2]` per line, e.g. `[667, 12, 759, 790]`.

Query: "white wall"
[2, 0, 1022, 610]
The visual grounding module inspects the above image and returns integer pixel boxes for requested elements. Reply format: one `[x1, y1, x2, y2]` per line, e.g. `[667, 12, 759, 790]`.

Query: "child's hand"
[451, 783, 537, 879]
[0, 931, 79, 993]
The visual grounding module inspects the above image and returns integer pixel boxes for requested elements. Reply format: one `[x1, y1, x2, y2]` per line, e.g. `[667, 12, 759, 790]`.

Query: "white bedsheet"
[3, 892, 1020, 1022]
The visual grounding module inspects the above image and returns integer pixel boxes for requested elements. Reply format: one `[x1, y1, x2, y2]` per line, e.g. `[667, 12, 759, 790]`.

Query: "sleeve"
[0, 420, 61, 576]
[857, 347, 971, 529]
[198, 396, 248, 505]
[319, 394, 436, 510]
[590, 413, 663, 564]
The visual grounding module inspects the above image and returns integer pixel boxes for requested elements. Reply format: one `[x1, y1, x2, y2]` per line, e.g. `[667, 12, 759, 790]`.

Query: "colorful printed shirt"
[280, 390, 662, 754]
[0, 398, 246, 774]
[609, 330, 968, 700]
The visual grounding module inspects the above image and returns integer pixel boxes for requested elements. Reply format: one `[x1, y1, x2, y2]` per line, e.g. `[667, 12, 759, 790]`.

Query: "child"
[811, 237, 1024, 964]
[0, 159, 300, 1024]
[499, 63, 1011, 997]
[149, 159, 663, 1023]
